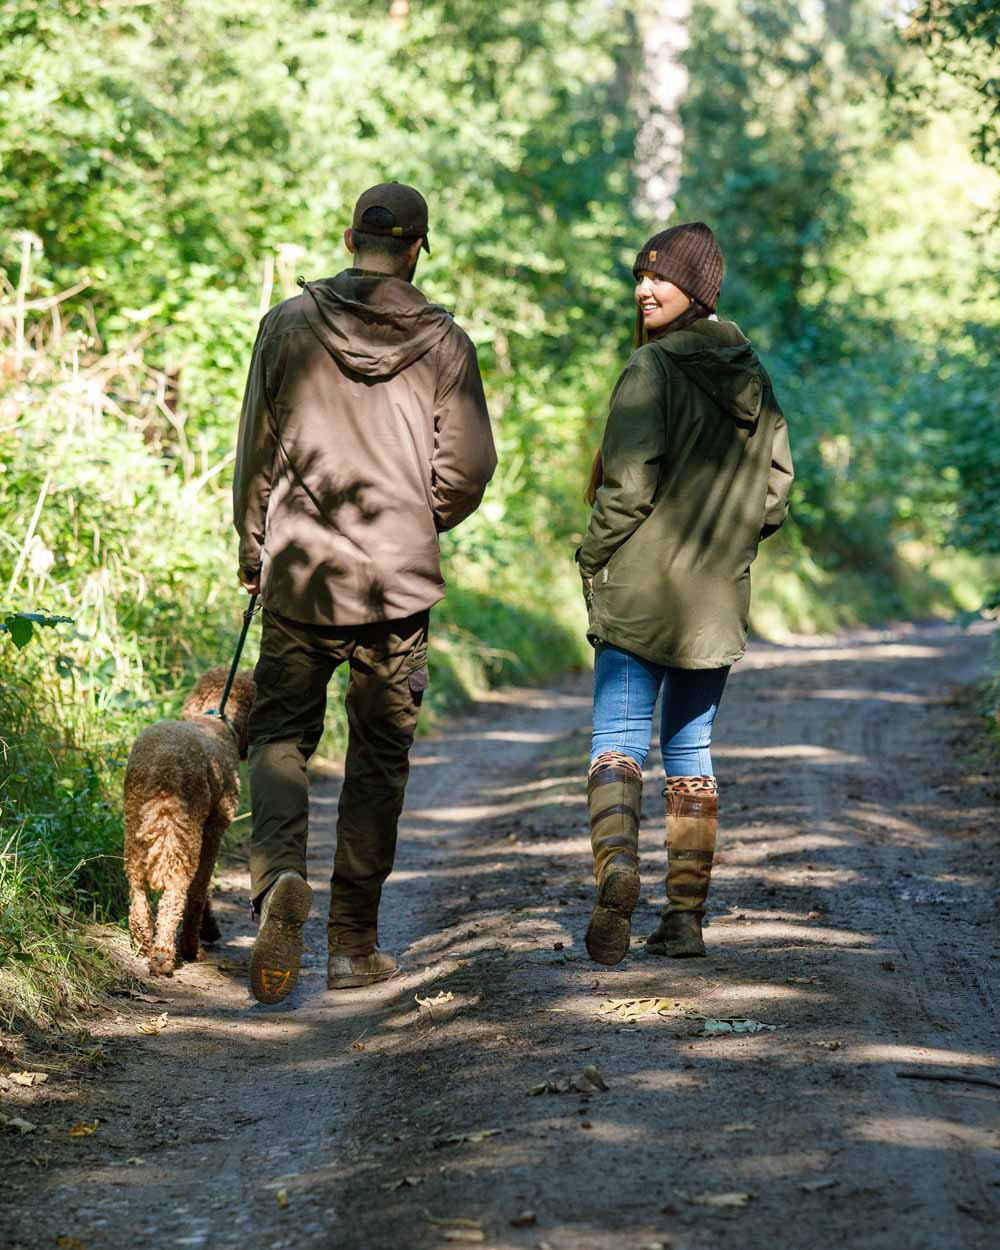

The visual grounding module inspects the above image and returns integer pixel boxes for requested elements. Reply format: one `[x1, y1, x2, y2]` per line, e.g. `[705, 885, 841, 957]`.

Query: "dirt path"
[3, 622, 999, 1250]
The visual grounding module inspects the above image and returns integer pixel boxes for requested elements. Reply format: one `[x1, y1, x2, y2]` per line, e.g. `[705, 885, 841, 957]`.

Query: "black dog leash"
[215, 593, 259, 722]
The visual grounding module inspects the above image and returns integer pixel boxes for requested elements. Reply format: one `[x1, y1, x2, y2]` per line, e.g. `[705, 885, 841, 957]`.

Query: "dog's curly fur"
[124, 667, 256, 976]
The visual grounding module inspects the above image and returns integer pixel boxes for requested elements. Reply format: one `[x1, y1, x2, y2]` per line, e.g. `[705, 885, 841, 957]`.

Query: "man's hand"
[238, 567, 261, 595]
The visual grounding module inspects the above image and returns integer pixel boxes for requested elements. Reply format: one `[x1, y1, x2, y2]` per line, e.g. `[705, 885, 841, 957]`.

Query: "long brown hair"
[584, 298, 710, 506]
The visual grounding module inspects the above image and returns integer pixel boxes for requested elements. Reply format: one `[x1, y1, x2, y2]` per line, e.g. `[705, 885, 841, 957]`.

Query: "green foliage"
[1, 0, 998, 1027]
[1, 611, 74, 650]
[902, 1, 1000, 170]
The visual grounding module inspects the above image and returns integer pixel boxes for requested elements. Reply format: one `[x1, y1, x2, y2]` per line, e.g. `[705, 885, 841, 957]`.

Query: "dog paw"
[147, 949, 176, 976]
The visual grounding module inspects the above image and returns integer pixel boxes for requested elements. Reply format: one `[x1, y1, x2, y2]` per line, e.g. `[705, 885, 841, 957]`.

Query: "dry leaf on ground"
[275, 1188, 289, 1209]
[600, 998, 781, 1034]
[700, 1017, 777, 1035]
[424, 1211, 484, 1240]
[415, 991, 455, 1009]
[57, 1238, 87, 1250]
[68, 1120, 99, 1137]
[722, 1122, 755, 1133]
[530, 1065, 608, 1096]
[433, 1128, 502, 1148]
[137, 1013, 168, 1036]
[690, 1191, 754, 1209]
[10, 1071, 48, 1087]
[0, 1113, 37, 1134]
[383, 1175, 423, 1191]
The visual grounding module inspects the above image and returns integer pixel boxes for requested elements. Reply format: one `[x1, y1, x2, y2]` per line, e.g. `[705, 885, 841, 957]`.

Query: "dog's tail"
[133, 794, 201, 890]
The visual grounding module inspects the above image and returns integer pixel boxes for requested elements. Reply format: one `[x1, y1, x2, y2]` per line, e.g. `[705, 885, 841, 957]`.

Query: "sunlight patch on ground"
[847, 1044, 999, 1069]
[709, 919, 877, 946]
[786, 687, 950, 705]
[713, 744, 867, 765]
[851, 1115, 999, 1154]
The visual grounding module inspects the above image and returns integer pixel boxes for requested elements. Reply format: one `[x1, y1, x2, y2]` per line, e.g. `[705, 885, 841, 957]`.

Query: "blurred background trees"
[0, 0, 997, 1015]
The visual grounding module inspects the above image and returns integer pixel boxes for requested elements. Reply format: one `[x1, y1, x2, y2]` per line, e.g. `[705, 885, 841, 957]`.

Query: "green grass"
[0, 831, 131, 1030]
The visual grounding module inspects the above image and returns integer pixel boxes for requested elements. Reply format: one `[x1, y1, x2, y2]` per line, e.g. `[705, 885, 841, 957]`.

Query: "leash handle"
[218, 593, 258, 719]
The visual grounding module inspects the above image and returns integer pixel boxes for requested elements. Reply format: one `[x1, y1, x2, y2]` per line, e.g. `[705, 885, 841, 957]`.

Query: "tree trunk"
[634, 0, 692, 225]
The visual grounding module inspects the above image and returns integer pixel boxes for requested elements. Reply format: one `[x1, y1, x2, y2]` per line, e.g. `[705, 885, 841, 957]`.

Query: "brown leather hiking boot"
[250, 871, 313, 1004]
[646, 776, 717, 959]
[585, 752, 642, 966]
[327, 949, 397, 990]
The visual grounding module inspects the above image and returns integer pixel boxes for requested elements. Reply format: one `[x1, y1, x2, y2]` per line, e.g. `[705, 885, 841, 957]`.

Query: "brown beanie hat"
[633, 222, 724, 312]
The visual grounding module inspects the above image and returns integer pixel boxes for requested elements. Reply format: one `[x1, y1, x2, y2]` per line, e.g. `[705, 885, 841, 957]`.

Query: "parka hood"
[650, 318, 765, 426]
[299, 269, 454, 380]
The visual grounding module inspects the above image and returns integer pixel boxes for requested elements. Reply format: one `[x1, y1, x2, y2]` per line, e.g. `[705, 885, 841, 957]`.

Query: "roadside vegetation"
[1, 0, 997, 1029]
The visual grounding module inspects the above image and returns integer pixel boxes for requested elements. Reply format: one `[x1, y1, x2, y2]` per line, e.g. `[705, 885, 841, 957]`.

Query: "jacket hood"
[650, 319, 764, 426]
[299, 269, 454, 380]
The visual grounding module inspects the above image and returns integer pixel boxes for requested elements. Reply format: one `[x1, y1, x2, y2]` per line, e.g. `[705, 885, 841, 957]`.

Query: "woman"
[578, 222, 793, 966]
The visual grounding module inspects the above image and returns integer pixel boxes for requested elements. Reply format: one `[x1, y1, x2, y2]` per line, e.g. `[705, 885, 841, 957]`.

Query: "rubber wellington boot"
[250, 871, 313, 1004]
[646, 776, 717, 958]
[584, 752, 642, 966]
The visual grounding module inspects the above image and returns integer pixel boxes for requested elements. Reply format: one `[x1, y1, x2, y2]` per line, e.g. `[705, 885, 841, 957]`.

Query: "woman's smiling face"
[635, 270, 690, 332]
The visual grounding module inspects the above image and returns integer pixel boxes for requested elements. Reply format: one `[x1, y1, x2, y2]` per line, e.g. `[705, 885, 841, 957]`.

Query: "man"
[233, 182, 496, 1005]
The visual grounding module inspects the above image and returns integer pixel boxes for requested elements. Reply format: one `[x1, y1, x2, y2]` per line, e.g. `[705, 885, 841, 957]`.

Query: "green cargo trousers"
[247, 607, 429, 957]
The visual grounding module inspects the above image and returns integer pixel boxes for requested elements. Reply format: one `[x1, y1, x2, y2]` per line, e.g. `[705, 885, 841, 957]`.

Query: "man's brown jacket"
[234, 269, 496, 625]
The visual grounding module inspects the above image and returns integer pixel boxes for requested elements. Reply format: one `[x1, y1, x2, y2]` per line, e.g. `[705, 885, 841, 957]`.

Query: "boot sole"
[250, 876, 313, 1005]
[327, 966, 398, 990]
[585, 861, 641, 966]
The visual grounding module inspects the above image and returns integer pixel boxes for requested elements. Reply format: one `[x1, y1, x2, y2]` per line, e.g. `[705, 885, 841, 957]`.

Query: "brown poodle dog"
[124, 667, 256, 976]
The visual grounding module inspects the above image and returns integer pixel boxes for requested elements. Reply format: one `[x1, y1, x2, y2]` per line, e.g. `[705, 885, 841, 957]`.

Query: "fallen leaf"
[275, 1188, 289, 1209]
[68, 1120, 99, 1137]
[352, 1041, 366, 1052]
[0, 1113, 37, 1134]
[415, 990, 455, 1009]
[581, 1064, 609, 1091]
[425, 1211, 484, 1240]
[818, 1041, 842, 1052]
[510, 1211, 537, 1228]
[785, 976, 818, 985]
[383, 1176, 423, 1191]
[800, 1177, 837, 1192]
[10, 1071, 48, 1087]
[433, 1128, 502, 1148]
[722, 1122, 755, 1133]
[137, 1012, 168, 1036]
[599, 998, 781, 1033]
[57, 1238, 87, 1250]
[530, 1067, 609, 1096]
[690, 1190, 754, 1209]
[699, 1017, 776, 1035]
[126, 991, 169, 1004]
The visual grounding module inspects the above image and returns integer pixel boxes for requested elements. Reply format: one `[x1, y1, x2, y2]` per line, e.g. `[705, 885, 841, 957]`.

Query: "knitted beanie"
[633, 222, 724, 311]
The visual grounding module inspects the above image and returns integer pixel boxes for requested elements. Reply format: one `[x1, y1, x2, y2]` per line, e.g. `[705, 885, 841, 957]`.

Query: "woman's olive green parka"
[578, 318, 793, 669]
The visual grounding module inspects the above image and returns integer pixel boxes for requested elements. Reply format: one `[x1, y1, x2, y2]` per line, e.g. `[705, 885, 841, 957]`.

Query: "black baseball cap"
[352, 181, 430, 253]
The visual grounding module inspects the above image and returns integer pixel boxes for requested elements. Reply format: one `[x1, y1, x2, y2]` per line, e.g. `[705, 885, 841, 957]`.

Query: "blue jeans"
[590, 643, 729, 777]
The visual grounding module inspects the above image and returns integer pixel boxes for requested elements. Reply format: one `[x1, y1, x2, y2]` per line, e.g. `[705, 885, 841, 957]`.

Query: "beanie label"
[649, 250, 657, 260]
